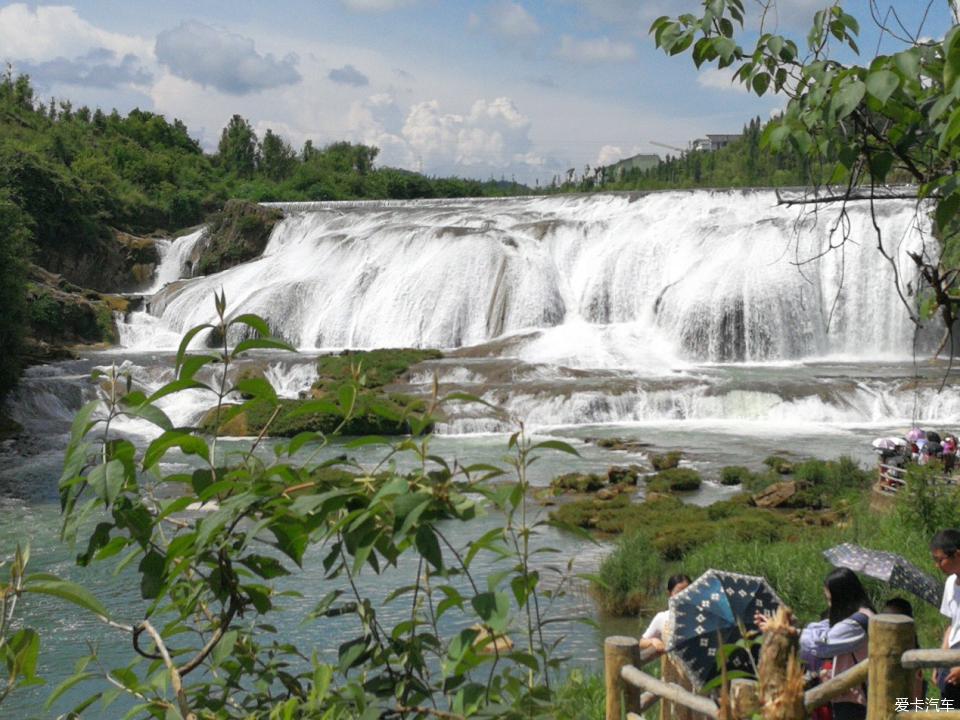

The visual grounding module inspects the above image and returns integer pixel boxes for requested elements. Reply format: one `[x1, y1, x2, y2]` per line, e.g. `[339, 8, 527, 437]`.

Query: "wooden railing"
[605, 614, 960, 720]
[875, 463, 957, 496]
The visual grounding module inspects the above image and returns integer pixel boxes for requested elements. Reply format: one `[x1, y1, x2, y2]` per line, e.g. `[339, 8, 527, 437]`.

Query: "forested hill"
[0, 72, 528, 409]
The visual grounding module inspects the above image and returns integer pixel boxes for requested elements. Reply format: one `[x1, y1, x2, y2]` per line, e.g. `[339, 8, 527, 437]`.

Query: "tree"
[0, 193, 29, 402]
[217, 114, 258, 178]
[258, 128, 296, 181]
[651, 1, 960, 354]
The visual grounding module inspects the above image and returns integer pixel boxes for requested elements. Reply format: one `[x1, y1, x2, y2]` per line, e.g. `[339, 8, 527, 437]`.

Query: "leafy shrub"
[720, 465, 753, 485]
[764, 455, 794, 474]
[650, 451, 682, 470]
[551, 472, 606, 494]
[647, 467, 702, 492]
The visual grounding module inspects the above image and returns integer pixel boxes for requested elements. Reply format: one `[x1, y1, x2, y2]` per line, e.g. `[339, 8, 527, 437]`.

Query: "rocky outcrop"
[35, 228, 159, 293]
[25, 265, 137, 361]
[190, 200, 282, 276]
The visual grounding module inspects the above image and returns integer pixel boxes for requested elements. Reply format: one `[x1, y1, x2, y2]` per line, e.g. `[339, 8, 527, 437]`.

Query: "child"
[883, 597, 925, 702]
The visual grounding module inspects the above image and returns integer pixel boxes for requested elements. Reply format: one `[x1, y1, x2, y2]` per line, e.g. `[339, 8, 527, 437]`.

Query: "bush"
[650, 451, 682, 470]
[720, 465, 753, 485]
[551, 472, 606, 494]
[764, 455, 794, 474]
[648, 467, 702, 492]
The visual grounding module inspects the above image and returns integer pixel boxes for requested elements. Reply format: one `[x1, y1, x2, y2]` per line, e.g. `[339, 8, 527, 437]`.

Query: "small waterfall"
[145, 228, 205, 293]
[263, 361, 319, 399]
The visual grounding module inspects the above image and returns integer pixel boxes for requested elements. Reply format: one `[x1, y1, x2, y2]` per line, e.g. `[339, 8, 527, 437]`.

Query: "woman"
[799, 568, 874, 720]
[638, 573, 691, 654]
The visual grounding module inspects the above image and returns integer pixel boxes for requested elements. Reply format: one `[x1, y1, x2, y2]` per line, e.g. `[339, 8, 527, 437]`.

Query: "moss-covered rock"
[26, 266, 130, 348]
[720, 465, 753, 485]
[764, 455, 794, 474]
[647, 467, 701, 493]
[35, 227, 159, 293]
[192, 200, 282, 276]
[550, 472, 607, 494]
[650, 451, 682, 470]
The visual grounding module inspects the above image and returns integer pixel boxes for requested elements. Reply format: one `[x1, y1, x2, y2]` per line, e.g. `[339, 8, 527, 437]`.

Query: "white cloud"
[697, 67, 749, 94]
[340, 0, 417, 13]
[485, 1, 541, 39]
[401, 97, 539, 174]
[556, 35, 635, 63]
[0, 3, 150, 63]
[596, 145, 624, 166]
[155, 21, 300, 95]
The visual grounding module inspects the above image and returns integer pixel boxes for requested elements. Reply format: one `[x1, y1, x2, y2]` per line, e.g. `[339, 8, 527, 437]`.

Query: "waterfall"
[129, 190, 931, 367]
[145, 228, 206, 294]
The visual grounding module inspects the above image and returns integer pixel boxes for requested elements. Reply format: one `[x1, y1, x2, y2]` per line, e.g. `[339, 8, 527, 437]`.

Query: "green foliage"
[647, 467, 701, 492]
[897, 462, 960, 538]
[48, 298, 584, 717]
[649, 451, 681, 471]
[0, 192, 29, 401]
[550, 472, 607, 494]
[763, 455, 794, 474]
[597, 532, 665, 614]
[315, 348, 444, 389]
[720, 465, 752, 485]
[551, 670, 605, 720]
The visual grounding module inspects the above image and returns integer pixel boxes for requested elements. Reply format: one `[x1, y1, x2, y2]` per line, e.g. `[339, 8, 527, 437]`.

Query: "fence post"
[867, 614, 915, 720]
[606, 635, 642, 720]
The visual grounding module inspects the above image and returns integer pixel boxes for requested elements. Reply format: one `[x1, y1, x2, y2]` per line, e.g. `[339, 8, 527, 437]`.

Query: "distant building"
[605, 152, 660, 179]
[705, 133, 741, 151]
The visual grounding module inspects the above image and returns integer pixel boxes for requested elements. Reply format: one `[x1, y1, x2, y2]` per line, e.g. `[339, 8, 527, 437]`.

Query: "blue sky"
[0, 1, 953, 184]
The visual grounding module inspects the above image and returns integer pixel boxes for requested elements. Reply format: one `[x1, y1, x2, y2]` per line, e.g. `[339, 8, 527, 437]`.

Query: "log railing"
[606, 614, 960, 720]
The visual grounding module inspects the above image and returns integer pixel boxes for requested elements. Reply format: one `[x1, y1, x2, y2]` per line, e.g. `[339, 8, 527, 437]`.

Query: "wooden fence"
[605, 614, 960, 720]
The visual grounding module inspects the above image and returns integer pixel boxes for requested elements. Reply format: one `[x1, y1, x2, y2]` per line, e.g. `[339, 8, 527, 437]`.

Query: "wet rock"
[191, 200, 283, 276]
[607, 464, 642, 485]
[650, 451, 682, 471]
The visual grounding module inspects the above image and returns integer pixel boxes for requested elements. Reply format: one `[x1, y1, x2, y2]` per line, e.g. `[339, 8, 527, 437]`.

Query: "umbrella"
[823, 543, 942, 607]
[927, 431, 943, 444]
[872, 437, 898, 451]
[667, 569, 783, 689]
[906, 428, 926, 442]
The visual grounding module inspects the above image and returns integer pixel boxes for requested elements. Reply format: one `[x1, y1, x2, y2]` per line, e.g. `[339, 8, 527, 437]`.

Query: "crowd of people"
[875, 429, 959, 492]
[638, 528, 960, 719]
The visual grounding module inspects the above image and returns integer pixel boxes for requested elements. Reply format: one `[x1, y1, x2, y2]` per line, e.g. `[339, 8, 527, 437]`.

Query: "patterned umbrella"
[823, 543, 942, 607]
[667, 569, 782, 689]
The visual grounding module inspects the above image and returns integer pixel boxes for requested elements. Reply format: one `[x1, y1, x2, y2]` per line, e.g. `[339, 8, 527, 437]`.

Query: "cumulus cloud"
[402, 96, 539, 172]
[328, 64, 369, 87]
[0, 3, 150, 63]
[155, 21, 300, 95]
[697, 67, 749, 93]
[16, 47, 152, 89]
[596, 145, 624, 166]
[472, 1, 541, 39]
[340, 0, 417, 12]
[556, 35, 634, 63]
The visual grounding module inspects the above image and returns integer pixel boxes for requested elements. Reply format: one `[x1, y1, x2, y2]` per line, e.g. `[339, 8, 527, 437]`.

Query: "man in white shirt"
[931, 529, 960, 701]
[639, 573, 691, 654]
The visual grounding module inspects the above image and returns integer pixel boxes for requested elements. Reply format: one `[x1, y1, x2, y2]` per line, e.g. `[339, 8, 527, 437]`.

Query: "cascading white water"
[102, 189, 958, 435]
[144, 228, 205, 294]
[131, 190, 931, 365]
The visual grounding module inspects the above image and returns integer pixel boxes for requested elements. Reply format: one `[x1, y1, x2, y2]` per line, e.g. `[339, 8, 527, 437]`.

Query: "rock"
[753, 481, 798, 509]
[190, 200, 283, 276]
[650, 451, 682, 471]
[35, 228, 159, 293]
[593, 437, 653, 452]
[607, 464, 642, 485]
[550, 472, 607, 494]
[595, 487, 617, 500]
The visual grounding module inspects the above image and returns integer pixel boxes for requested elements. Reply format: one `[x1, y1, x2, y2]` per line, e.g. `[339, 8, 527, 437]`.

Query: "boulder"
[753, 481, 798, 509]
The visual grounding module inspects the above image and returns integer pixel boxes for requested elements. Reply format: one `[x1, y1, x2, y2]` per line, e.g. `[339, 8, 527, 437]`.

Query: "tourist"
[943, 435, 957, 473]
[882, 597, 925, 700]
[760, 568, 873, 720]
[931, 529, 960, 703]
[638, 573, 691, 654]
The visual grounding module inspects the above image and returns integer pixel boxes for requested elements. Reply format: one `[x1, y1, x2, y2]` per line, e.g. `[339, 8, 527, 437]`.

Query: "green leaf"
[88, 459, 127, 505]
[240, 554, 291, 579]
[233, 337, 298, 356]
[146, 378, 208, 405]
[470, 591, 511, 634]
[44, 671, 98, 709]
[24, 576, 109, 618]
[175, 323, 214, 374]
[415, 525, 443, 571]
[228, 313, 271, 336]
[233, 377, 278, 403]
[69, 400, 100, 445]
[751, 72, 770, 96]
[139, 550, 165, 599]
[531, 439, 580, 456]
[865, 69, 899, 104]
[143, 430, 211, 470]
[832, 78, 865, 119]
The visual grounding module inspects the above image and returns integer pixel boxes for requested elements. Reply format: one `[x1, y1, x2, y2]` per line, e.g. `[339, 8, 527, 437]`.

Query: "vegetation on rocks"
[647, 467, 702, 492]
[649, 451, 682, 470]
[192, 200, 283, 276]
[202, 348, 443, 437]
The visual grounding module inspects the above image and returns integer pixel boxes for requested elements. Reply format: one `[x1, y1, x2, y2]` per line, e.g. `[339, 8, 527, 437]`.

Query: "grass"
[551, 670, 605, 720]
[647, 467, 701, 492]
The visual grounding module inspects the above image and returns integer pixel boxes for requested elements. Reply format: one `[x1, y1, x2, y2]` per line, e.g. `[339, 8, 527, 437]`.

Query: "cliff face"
[36, 228, 160, 293]
[24, 265, 138, 364]
[189, 200, 282, 277]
